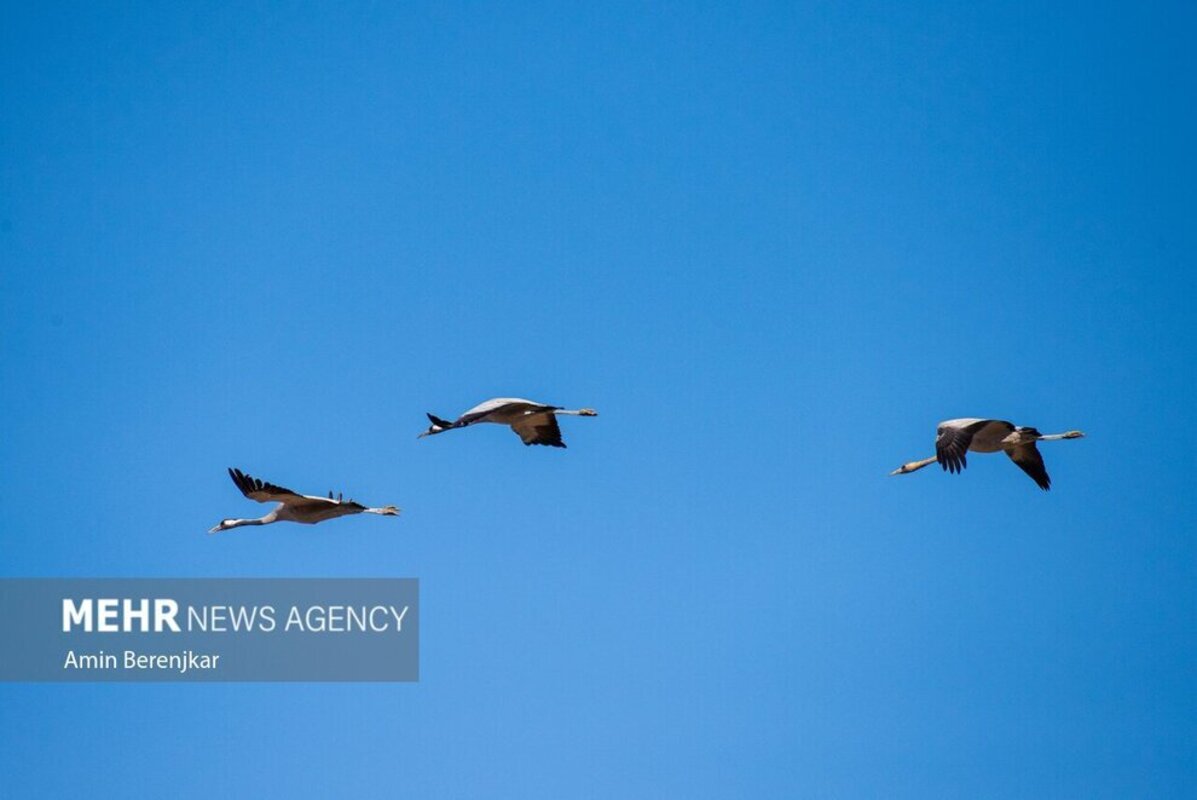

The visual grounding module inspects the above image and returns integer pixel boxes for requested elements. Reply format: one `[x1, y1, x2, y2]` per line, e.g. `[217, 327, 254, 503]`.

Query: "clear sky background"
[2, 2, 1194, 797]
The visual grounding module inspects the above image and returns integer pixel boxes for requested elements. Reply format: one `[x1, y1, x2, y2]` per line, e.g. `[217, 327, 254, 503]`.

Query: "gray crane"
[418, 397, 598, 448]
[209, 468, 400, 532]
[891, 418, 1084, 490]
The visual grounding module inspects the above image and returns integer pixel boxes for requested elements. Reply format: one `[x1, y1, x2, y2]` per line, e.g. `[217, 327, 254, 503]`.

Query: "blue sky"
[1, 2, 1194, 796]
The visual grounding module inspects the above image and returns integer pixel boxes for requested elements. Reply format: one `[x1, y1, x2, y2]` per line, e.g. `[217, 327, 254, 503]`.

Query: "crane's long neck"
[229, 517, 270, 528]
[553, 408, 597, 416]
[210, 509, 280, 534]
[1037, 430, 1085, 441]
[225, 509, 279, 529]
[893, 456, 938, 475]
[210, 517, 272, 534]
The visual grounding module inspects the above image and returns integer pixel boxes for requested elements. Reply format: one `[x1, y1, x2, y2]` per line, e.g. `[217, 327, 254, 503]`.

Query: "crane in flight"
[891, 418, 1084, 490]
[209, 468, 400, 532]
[418, 397, 598, 448]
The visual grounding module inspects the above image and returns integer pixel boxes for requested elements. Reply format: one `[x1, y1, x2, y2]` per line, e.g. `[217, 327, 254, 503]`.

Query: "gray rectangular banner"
[0, 578, 419, 682]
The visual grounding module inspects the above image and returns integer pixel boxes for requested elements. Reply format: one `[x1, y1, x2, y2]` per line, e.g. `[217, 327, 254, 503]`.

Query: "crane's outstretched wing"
[228, 467, 343, 510]
[1005, 443, 1051, 490]
[228, 468, 306, 503]
[456, 399, 546, 427]
[935, 422, 986, 474]
[511, 412, 566, 447]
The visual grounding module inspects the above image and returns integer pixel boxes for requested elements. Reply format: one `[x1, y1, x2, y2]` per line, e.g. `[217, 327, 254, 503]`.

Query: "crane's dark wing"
[228, 468, 317, 505]
[511, 412, 566, 447]
[1005, 443, 1051, 490]
[935, 420, 990, 474]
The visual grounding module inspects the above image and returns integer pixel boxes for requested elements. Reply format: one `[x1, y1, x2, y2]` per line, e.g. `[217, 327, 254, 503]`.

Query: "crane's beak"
[888, 466, 906, 476]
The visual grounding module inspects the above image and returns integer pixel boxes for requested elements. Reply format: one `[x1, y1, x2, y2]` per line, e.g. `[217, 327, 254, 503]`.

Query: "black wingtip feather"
[940, 455, 966, 474]
[228, 467, 254, 497]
